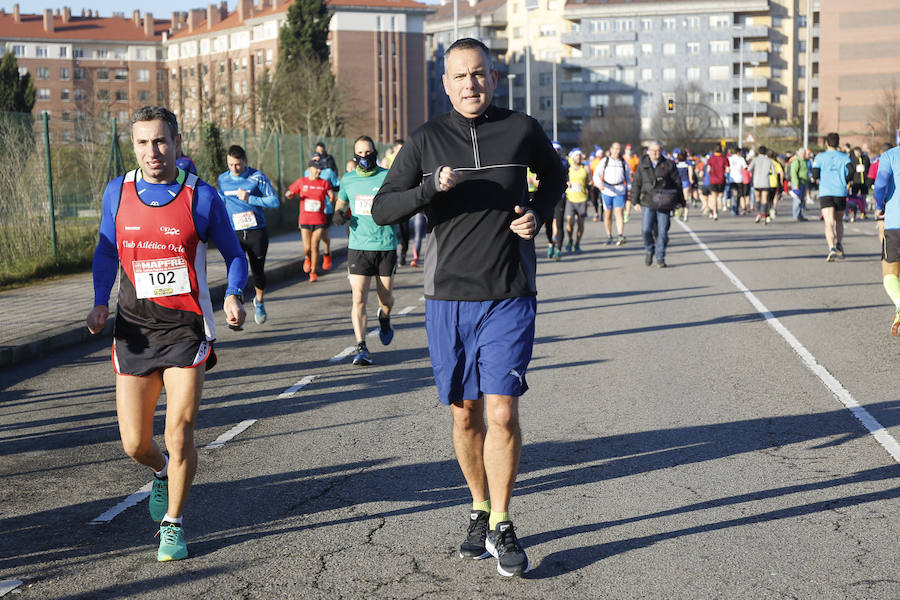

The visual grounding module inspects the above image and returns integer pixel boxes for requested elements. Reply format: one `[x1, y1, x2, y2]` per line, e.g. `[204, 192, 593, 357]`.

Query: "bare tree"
[868, 79, 900, 144]
[651, 82, 727, 151]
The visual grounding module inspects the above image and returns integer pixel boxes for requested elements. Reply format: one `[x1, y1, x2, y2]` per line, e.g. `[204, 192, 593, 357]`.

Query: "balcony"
[735, 25, 768, 38]
[487, 36, 508, 52]
[561, 56, 637, 69]
[734, 76, 767, 90]
[560, 31, 638, 45]
[730, 101, 769, 116]
[559, 80, 635, 93]
[733, 50, 768, 64]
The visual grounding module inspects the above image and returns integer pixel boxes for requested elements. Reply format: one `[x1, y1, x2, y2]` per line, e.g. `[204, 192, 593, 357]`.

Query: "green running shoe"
[157, 522, 188, 561]
[149, 476, 168, 523]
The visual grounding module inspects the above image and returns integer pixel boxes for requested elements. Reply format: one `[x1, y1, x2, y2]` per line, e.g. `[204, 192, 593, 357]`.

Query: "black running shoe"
[644, 253, 653, 266]
[458, 510, 490, 560]
[485, 521, 530, 577]
[836, 243, 845, 259]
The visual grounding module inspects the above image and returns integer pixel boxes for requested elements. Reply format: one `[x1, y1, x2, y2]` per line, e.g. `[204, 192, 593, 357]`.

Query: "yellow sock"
[884, 275, 900, 308]
[489, 511, 510, 529]
[472, 500, 491, 513]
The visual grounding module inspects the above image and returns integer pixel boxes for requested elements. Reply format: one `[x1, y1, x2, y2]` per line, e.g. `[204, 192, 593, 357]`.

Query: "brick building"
[0, 4, 168, 141]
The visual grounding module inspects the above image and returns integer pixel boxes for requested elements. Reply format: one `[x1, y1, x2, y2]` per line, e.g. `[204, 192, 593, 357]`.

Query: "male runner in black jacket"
[372, 37, 566, 577]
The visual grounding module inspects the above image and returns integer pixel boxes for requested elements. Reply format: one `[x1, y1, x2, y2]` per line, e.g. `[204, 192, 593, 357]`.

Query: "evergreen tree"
[279, 0, 331, 68]
[197, 122, 226, 186]
[0, 53, 36, 113]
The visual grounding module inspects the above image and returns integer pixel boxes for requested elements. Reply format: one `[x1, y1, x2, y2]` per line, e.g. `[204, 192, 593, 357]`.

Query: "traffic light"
[666, 97, 676, 113]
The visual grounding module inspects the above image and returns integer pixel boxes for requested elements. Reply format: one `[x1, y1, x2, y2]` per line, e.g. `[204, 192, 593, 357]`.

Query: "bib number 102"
[151, 271, 177, 285]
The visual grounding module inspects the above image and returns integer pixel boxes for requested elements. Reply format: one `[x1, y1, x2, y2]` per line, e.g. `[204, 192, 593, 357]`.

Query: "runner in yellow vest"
[564, 149, 590, 253]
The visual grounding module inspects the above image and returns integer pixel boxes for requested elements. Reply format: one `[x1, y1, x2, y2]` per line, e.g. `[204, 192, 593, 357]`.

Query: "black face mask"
[354, 150, 378, 172]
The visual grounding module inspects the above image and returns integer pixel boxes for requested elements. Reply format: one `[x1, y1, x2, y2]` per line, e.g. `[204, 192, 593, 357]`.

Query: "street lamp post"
[751, 60, 759, 126]
[508, 73, 516, 110]
[803, 0, 811, 149]
[552, 61, 558, 140]
[835, 96, 841, 133]
[735, 25, 744, 146]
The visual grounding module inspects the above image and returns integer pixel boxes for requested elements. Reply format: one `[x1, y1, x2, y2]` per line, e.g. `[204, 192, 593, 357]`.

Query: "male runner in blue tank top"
[86, 106, 248, 562]
[812, 132, 853, 261]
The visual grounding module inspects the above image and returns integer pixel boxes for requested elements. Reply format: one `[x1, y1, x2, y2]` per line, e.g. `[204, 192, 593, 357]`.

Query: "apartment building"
[0, 4, 168, 141]
[424, 0, 828, 147]
[816, 0, 900, 147]
[166, 0, 433, 143]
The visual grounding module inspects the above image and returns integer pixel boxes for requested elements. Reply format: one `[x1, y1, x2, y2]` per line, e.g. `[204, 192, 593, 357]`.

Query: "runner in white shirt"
[728, 149, 748, 217]
[593, 142, 632, 246]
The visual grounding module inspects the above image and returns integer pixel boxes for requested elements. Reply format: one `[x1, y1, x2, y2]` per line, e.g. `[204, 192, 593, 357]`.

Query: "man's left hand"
[510, 206, 537, 240]
[236, 188, 250, 202]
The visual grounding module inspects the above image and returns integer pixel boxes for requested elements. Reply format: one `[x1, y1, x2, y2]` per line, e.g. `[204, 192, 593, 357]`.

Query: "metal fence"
[0, 110, 387, 285]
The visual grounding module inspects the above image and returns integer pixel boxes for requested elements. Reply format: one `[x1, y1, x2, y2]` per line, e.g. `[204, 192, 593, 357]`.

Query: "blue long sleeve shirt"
[217, 166, 280, 230]
[92, 169, 248, 307]
[874, 147, 900, 228]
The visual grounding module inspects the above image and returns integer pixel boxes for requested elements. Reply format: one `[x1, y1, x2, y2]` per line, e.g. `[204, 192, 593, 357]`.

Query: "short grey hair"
[443, 37, 493, 74]
[130, 106, 179, 138]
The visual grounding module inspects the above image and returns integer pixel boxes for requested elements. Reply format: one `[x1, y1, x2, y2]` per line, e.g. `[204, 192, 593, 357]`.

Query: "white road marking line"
[679, 221, 900, 464]
[330, 346, 357, 362]
[278, 375, 316, 398]
[366, 327, 379, 338]
[88, 482, 153, 525]
[204, 419, 258, 449]
[0, 580, 23, 597]
[89, 417, 264, 524]
[398, 305, 416, 315]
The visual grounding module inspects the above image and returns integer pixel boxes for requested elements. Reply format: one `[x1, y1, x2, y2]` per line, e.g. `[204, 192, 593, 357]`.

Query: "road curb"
[0, 246, 346, 370]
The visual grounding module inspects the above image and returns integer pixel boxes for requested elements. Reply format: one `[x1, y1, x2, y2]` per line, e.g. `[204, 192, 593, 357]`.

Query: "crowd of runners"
[83, 35, 900, 577]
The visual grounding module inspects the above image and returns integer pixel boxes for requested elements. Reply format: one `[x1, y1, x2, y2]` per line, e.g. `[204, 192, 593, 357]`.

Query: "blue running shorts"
[425, 296, 536, 405]
[601, 194, 626, 210]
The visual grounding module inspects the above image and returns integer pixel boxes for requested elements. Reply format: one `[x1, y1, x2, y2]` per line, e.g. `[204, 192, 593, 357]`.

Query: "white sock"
[162, 514, 182, 525]
[153, 455, 169, 479]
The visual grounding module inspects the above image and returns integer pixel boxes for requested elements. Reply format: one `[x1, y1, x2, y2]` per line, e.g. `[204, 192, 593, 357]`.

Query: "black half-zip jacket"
[372, 105, 566, 301]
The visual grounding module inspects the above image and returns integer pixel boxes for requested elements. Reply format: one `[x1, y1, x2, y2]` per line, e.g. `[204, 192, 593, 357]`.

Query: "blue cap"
[551, 140, 562, 151]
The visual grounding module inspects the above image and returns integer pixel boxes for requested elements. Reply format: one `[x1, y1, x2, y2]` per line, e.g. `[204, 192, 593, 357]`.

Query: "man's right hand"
[438, 166, 459, 192]
[86, 305, 109, 334]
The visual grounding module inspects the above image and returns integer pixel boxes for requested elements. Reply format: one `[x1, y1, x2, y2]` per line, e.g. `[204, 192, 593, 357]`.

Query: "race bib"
[304, 199, 322, 213]
[570, 183, 583, 193]
[856, 164, 865, 173]
[232, 210, 258, 231]
[133, 257, 191, 299]
[355, 195, 374, 215]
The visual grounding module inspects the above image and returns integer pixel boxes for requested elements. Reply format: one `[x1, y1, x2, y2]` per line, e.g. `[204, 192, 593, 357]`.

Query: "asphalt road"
[1, 209, 899, 599]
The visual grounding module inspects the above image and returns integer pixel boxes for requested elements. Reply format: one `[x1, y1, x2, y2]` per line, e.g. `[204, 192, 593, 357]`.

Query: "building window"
[157, 70, 164, 81]
[136, 48, 148, 60]
[641, 68, 652, 81]
[615, 19, 633, 32]
[266, 49, 274, 64]
[641, 43, 653, 56]
[36, 67, 50, 80]
[539, 72, 552, 86]
[74, 89, 85, 101]
[623, 68, 635, 83]
[663, 67, 676, 81]
[60, 67, 69, 80]
[540, 25, 556, 37]
[115, 90, 128, 102]
[118, 110, 129, 122]
[641, 18, 652, 31]
[687, 16, 700, 29]
[710, 15, 730, 29]
[709, 65, 729, 80]
[139, 90, 151, 102]
[663, 18, 676, 30]
[97, 68, 109, 81]
[36, 46, 48, 57]
[12, 45, 24, 57]
[798, 16, 808, 27]
[663, 43, 676, 56]
[96, 48, 109, 59]
[615, 44, 634, 57]
[257, 51, 263, 66]
[591, 45, 610, 58]
[589, 69, 608, 82]
[37, 88, 51, 100]
[62, 111, 71, 122]
[114, 68, 128, 81]
[687, 67, 701, 80]
[97, 89, 110, 101]
[74, 68, 85, 80]
[687, 42, 700, 55]
[590, 19, 609, 33]
[589, 94, 608, 108]
[59, 47, 67, 58]
[137, 69, 150, 82]
[709, 40, 729, 54]
[61, 88, 70, 100]
[73, 47, 84, 58]
[157, 90, 165, 102]
[616, 94, 635, 106]
[539, 96, 552, 110]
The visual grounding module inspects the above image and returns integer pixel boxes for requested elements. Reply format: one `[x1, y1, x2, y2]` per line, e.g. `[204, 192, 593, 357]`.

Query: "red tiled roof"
[0, 12, 168, 42]
[169, 0, 432, 40]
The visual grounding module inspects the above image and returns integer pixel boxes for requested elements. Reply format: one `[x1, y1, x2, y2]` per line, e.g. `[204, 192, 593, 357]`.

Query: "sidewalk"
[0, 227, 348, 369]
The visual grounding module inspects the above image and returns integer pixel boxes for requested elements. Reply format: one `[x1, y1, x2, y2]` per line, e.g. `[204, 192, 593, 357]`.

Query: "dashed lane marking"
[0, 580, 23, 597]
[680, 220, 900, 464]
[277, 375, 316, 399]
[204, 419, 258, 448]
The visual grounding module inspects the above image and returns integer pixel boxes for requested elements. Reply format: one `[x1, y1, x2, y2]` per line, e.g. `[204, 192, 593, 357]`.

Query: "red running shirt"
[288, 177, 331, 226]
